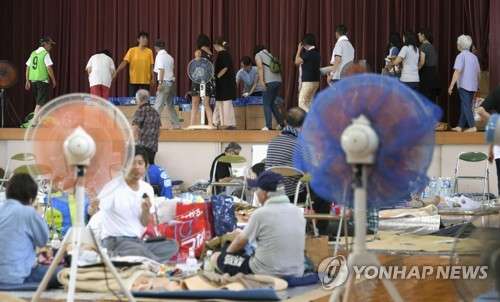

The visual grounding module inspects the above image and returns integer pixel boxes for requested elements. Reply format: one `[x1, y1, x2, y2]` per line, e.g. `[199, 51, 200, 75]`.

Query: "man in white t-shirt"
[85, 50, 116, 100]
[99, 145, 178, 262]
[153, 39, 180, 129]
[327, 24, 355, 84]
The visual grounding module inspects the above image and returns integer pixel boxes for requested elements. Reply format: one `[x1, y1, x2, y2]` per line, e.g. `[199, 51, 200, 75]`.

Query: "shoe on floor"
[276, 124, 283, 130]
[464, 127, 477, 132]
[224, 126, 236, 130]
[261, 127, 269, 131]
[451, 127, 462, 132]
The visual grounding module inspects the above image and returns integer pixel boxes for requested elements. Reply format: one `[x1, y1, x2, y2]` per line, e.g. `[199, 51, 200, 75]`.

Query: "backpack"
[262, 51, 282, 73]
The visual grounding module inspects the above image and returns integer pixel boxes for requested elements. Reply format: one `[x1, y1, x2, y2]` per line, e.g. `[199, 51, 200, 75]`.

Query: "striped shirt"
[265, 133, 304, 196]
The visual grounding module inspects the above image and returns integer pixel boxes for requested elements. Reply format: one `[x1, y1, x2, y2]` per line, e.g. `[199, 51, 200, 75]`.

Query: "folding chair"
[454, 151, 490, 197]
[0, 153, 36, 191]
[266, 165, 339, 236]
[210, 155, 248, 200]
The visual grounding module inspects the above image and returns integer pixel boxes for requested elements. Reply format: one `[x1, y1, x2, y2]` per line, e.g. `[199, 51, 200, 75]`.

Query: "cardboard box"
[245, 105, 284, 130]
[234, 106, 246, 130]
[178, 110, 202, 128]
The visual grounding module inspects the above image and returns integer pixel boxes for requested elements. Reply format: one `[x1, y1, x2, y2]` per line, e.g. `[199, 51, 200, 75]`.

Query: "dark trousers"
[129, 84, 151, 97]
[496, 158, 500, 196]
[288, 189, 331, 234]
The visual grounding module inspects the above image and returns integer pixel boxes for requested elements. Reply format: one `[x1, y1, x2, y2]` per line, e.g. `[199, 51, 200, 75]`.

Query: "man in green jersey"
[25, 36, 57, 125]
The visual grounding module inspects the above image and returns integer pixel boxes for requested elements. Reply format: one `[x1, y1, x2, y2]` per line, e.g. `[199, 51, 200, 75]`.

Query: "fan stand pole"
[330, 165, 403, 302]
[200, 82, 206, 125]
[32, 166, 136, 302]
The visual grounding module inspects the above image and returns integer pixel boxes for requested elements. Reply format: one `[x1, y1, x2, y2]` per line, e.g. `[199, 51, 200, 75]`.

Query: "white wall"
[0, 140, 496, 196]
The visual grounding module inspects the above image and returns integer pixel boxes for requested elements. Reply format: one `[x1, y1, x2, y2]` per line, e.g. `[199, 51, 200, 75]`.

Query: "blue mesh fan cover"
[294, 74, 442, 208]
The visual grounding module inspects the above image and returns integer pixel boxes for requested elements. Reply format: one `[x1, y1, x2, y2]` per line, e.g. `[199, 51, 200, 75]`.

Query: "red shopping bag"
[162, 219, 207, 260]
[175, 202, 214, 241]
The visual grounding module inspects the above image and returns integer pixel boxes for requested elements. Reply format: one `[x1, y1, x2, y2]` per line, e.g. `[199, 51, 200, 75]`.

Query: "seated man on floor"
[99, 145, 178, 262]
[211, 170, 305, 277]
[0, 173, 62, 289]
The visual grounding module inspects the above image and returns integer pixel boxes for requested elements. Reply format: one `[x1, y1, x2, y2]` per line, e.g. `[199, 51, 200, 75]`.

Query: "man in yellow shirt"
[114, 31, 155, 97]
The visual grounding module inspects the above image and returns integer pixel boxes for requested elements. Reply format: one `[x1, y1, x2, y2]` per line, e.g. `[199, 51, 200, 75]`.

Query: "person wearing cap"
[211, 170, 305, 277]
[85, 49, 116, 100]
[25, 36, 57, 125]
[209, 142, 243, 195]
[153, 39, 180, 130]
[114, 31, 155, 97]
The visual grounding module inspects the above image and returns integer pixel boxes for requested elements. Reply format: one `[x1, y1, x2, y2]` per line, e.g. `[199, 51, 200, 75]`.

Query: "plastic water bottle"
[204, 250, 214, 273]
[443, 177, 452, 198]
[437, 177, 444, 198]
[429, 177, 437, 197]
[185, 248, 198, 276]
[51, 232, 61, 255]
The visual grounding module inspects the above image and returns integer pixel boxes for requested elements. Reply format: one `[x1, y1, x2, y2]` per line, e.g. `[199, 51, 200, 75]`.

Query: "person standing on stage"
[25, 36, 57, 126]
[327, 25, 355, 85]
[153, 39, 180, 130]
[294, 33, 320, 112]
[114, 31, 155, 97]
[85, 49, 116, 100]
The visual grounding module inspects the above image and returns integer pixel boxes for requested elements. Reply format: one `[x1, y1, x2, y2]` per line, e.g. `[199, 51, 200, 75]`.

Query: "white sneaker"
[276, 125, 283, 130]
[261, 127, 269, 131]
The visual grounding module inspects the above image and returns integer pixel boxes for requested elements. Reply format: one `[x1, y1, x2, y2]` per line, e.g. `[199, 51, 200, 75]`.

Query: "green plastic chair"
[453, 151, 490, 197]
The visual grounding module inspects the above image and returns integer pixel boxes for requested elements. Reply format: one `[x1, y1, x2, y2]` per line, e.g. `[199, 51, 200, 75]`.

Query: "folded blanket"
[57, 265, 155, 292]
[182, 272, 288, 291]
[380, 204, 438, 218]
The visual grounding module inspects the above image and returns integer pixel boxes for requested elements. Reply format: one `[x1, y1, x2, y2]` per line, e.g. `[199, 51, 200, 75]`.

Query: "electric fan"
[186, 57, 214, 129]
[340, 60, 373, 78]
[295, 73, 442, 301]
[25, 94, 137, 302]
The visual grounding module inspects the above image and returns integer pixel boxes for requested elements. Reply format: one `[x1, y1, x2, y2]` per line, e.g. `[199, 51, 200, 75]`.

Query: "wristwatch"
[158, 80, 164, 83]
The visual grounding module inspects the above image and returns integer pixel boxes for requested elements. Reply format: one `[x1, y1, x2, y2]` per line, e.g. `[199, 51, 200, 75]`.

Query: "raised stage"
[0, 129, 494, 194]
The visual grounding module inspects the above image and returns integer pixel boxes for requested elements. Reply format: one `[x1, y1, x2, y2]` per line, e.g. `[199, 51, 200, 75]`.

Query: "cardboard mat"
[334, 230, 483, 253]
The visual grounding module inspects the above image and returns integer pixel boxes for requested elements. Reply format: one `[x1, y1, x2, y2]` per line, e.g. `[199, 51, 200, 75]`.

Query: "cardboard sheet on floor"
[335, 230, 483, 253]
[132, 288, 281, 301]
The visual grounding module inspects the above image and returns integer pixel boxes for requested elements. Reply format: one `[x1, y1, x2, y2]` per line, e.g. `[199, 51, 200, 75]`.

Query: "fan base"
[330, 252, 403, 302]
[185, 125, 217, 130]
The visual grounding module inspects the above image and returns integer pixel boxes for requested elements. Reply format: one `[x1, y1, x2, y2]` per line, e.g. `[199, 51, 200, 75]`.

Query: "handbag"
[262, 51, 282, 73]
[210, 195, 238, 236]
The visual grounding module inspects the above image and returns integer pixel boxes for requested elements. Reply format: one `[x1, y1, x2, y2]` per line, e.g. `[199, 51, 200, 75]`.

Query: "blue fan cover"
[294, 74, 442, 208]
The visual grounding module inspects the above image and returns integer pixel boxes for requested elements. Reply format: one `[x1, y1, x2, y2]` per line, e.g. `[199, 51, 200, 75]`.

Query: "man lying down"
[211, 170, 306, 277]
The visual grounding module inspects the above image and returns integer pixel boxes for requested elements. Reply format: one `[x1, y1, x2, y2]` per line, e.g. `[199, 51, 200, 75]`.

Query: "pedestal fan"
[26, 94, 136, 302]
[295, 74, 442, 301]
[186, 57, 214, 129]
[0, 60, 22, 127]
